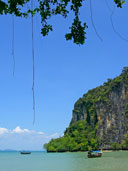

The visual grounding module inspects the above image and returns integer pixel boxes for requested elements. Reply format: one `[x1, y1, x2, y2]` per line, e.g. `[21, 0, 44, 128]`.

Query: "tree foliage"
[114, 0, 125, 7]
[44, 120, 99, 152]
[0, 0, 126, 45]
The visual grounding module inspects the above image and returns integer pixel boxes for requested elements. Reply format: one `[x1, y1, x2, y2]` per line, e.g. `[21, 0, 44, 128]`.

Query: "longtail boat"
[88, 150, 102, 158]
[20, 151, 31, 154]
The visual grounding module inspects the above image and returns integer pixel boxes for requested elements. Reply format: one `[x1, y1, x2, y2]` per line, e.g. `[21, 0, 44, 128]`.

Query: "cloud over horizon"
[0, 126, 59, 151]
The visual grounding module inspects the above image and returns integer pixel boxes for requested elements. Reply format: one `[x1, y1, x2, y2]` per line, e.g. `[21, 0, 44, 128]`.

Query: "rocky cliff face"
[45, 67, 128, 152]
[70, 67, 128, 149]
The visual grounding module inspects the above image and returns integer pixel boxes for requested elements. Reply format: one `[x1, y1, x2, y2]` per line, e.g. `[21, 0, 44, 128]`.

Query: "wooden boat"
[88, 150, 102, 158]
[20, 151, 31, 154]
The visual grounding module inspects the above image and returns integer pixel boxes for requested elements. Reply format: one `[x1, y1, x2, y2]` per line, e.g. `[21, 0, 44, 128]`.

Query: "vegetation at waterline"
[44, 122, 128, 152]
[44, 120, 99, 152]
[44, 67, 128, 152]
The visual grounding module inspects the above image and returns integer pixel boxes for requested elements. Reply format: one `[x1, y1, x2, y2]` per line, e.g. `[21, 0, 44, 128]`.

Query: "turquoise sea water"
[0, 151, 128, 171]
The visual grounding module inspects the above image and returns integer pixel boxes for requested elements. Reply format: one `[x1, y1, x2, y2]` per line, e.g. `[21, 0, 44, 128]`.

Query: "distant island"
[44, 67, 128, 152]
[0, 149, 18, 152]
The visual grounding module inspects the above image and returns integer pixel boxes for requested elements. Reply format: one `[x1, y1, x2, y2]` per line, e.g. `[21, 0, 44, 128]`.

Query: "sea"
[0, 151, 128, 171]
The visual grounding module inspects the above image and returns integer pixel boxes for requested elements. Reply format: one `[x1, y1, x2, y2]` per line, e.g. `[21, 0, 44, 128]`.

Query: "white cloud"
[13, 126, 30, 133]
[0, 128, 9, 134]
[0, 126, 59, 151]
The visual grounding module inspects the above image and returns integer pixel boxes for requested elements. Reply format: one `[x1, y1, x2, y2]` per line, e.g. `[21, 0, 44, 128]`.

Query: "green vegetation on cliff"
[44, 120, 99, 152]
[44, 67, 128, 152]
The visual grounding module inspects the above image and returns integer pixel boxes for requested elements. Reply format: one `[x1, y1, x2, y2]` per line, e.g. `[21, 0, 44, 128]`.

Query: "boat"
[87, 150, 102, 158]
[20, 151, 31, 154]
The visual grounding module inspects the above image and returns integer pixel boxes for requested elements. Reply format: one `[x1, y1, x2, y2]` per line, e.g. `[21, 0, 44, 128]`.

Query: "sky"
[0, 0, 128, 150]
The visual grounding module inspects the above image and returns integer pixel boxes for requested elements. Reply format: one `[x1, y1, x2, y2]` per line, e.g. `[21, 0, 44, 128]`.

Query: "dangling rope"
[12, 15, 15, 76]
[31, 0, 36, 124]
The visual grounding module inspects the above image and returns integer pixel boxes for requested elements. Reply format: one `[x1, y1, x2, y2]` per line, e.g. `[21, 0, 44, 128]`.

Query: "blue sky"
[0, 0, 128, 150]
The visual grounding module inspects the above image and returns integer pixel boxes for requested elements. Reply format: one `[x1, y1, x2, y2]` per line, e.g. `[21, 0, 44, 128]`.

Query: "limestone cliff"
[45, 67, 128, 152]
[70, 67, 128, 149]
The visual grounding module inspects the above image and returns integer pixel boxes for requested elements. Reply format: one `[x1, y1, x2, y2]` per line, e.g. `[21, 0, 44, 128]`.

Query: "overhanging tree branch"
[0, 0, 126, 45]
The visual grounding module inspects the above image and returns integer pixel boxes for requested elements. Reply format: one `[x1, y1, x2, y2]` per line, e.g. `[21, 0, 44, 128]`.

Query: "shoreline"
[46, 149, 128, 153]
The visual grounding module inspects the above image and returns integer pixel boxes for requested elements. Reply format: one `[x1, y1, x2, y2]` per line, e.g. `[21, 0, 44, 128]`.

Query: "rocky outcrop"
[45, 67, 128, 152]
[70, 67, 128, 149]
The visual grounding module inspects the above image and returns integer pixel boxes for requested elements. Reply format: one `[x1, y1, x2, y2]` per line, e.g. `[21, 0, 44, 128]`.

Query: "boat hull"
[88, 153, 102, 158]
[20, 152, 31, 154]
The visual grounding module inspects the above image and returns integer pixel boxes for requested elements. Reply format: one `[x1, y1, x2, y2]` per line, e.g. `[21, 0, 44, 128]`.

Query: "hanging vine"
[31, 0, 36, 124]
[0, 0, 127, 124]
[89, 0, 103, 42]
[12, 15, 15, 76]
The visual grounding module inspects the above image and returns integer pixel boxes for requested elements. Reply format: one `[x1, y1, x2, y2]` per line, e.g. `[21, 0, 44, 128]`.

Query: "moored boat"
[20, 151, 31, 154]
[88, 150, 102, 158]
